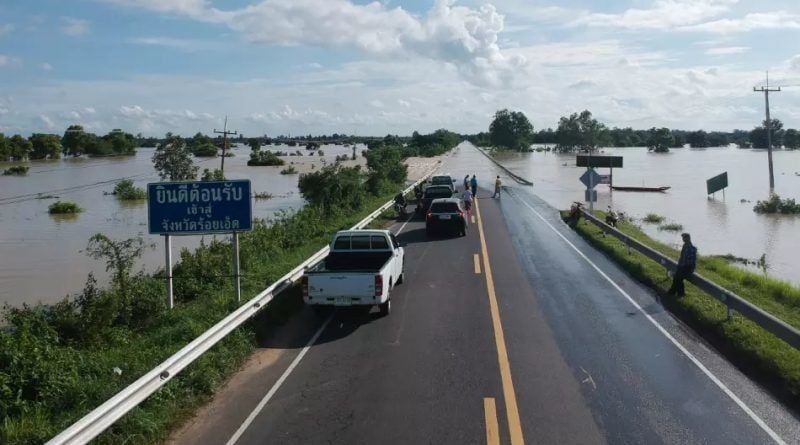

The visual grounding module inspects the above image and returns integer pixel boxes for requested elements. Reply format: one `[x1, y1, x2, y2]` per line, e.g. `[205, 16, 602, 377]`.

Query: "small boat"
[612, 186, 671, 192]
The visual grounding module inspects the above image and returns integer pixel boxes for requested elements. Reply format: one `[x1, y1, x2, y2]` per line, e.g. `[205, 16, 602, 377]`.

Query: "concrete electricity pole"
[214, 116, 238, 175]
[753, 72, 781, 190]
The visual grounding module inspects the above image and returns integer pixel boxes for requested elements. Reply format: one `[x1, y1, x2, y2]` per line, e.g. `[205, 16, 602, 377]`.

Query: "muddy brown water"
[0, 144, 364, 307]
[491, 145, 800, 286]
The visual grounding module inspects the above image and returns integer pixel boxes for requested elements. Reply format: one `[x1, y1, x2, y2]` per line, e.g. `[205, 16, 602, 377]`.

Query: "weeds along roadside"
[0, 143, 438, 445]
[568, 211, 800, 409]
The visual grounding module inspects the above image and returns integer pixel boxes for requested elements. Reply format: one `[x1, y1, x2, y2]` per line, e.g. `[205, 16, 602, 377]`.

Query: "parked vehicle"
[303, 230, 404, 316]
[430, 174, 457, 193]
[416, 185, 455, 215]
[426, 198, 468, 237]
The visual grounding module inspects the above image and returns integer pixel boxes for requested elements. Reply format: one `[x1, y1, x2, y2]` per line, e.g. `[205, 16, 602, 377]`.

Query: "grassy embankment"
[0, 141, 450, 445]
[568, 211, 800, 407]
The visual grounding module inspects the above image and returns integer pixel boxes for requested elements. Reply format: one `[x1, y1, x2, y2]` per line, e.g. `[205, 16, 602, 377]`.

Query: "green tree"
[201, 168, 225, 181]
[555, 110, 608, 152]
[0, 133, 11, 161]
[83, 133, 114, 157]
[298, 164, 366, 210]
[86, 234, 150, 298]
[28, 133, 62, 159]
[365, 145, 407, 194]
[686, 130, 708, 148]
[247, 138, 261, 152]
[152, 136, 198, 181]
[646, 127, 673, 153]
[104, 129, 137, 155]
[62, 125, 86, 157]
[8, 134, 33, 160]
[750, 118, 784, 149]
[489, 109, 534, 151]
[784, 129, 800, 149]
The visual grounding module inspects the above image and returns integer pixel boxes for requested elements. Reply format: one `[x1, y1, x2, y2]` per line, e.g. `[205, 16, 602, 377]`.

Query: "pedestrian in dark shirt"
[668, 233, 697, 297]
[470, 175, 478, 197]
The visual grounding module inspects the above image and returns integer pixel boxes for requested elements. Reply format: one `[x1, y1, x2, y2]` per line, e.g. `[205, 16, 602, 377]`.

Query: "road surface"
[170, 146, 800, 445]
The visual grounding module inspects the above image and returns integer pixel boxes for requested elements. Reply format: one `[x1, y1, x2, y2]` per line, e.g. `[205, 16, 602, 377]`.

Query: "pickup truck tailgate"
[307, 273, 375, 303]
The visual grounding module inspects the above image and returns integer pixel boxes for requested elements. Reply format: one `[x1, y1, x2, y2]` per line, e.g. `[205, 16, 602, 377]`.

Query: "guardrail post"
[164, 234, 174, 310]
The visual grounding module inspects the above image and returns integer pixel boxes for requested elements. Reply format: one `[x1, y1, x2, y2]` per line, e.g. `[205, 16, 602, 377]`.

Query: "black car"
[425, 198, 468, 237]
[416, 185, 455, 215]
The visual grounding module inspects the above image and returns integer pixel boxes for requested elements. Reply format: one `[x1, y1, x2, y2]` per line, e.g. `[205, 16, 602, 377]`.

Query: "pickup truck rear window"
[351, 236, 371, 249]
[333, 234, 391, 250]
[371, 236, 389, 249]
[430, 202, 460, 213]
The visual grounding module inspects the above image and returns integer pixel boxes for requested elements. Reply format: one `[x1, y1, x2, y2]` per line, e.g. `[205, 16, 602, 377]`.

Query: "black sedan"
[425, 198, 468, 237]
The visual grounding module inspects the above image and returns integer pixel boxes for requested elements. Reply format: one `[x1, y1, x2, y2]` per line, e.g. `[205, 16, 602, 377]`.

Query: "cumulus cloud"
[62, 17, 91, 36]
[397, 99, 411, 107]
[705, 46, 750, 55]
[39, 114, 56, 129]
[103, 0, 525, 86]
[129, 36, 222, 52]
[680, 11, 800, 33]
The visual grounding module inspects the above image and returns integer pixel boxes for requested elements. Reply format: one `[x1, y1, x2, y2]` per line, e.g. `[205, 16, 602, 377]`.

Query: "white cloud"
[397, 99, 411, 107]
[61, 17, 91, 36]
[571, 0, 734, 30]
[0, 54, 21, 67]
[0, 24, 13, 38]
[705, 46, 750, 55]
[369, 99, 385, 108]
[680, 11, 800, 33]
[129, 36, 222, 52]
[0, 107, 8, 115]
[40, 62, 54, 71]
[103, 0, 526, 87]
[84, 107, 97, 114]
[39, 114, 55, 129]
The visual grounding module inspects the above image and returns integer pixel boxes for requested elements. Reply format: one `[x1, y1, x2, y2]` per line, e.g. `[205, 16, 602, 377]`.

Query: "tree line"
[0, 126, 138, 161]
[469, 109, 800, 152]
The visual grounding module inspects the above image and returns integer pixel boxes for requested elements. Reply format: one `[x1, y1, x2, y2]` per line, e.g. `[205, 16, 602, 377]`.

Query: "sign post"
[164, 235, 173, 309]
[580, 168, 602, 213]
[706, 172, 729, 200]
[148, 180, 252, 308]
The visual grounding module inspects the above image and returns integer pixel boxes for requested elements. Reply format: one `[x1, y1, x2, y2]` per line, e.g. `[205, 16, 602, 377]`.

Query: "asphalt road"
[170, 147, 800, 445]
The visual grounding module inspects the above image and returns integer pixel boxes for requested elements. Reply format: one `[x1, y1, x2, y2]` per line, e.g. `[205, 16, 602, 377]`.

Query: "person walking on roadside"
[493, 176, 502, 198]
[470, 175, 478, 198]
[462, 187, 473, 214]
[463, 175, 470, 192]
[668, 233, 697, 297]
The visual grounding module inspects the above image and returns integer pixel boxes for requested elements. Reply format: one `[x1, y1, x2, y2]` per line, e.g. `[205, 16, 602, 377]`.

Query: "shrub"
[642, 213, 665, 224]
[113, 180, 147, 200]
[298, 164, 366, 210]
[3, 165, 29, 176]
[280, 166, 298, 175]
[754, 194, 800, 214]
[201, 168, 225, 182]
[247, 150, 285, 166]
[48, 201, 82, 214]
[658, 223, 684, 232]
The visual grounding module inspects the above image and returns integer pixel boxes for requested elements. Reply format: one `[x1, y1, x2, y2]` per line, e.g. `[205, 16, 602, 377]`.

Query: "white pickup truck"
[302, 230, 405, 316]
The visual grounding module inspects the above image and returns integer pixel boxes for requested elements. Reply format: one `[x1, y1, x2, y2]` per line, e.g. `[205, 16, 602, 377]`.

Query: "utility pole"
[214, 116, 238, 175]
[754, 71, 781, 190]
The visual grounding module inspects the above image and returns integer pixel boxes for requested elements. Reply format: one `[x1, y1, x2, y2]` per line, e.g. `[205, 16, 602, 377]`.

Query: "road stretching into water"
[168, 151, 800, 445]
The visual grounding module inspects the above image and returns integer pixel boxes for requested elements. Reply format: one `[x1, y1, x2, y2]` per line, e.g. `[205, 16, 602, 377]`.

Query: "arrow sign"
[580, 169, 602, 189]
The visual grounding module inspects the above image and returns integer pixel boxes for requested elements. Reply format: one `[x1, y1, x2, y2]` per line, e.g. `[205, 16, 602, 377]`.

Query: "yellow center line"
[474, 254, 482, 274]
[484, 397, 500, 445]
[475, 198, 525, 445]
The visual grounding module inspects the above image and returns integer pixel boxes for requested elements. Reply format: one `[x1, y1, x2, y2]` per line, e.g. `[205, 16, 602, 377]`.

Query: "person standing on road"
[462, 187, 473, 213]
[668, 233, 697, 297]
[493, 176, 502, 198]
[470, 175, 478, 198]
[463, 175, 470, 192]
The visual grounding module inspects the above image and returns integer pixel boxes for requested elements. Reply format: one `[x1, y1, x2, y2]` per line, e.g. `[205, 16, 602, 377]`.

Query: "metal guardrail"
[473, 146, 534, 186]
[48, 168, 440, 445]
[579, 209, 800, 351]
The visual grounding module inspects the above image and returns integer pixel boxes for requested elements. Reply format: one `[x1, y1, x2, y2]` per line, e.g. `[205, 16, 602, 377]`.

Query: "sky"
[1, 0, 800, 137]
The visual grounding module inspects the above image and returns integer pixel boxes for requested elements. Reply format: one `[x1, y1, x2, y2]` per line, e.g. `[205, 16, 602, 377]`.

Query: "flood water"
[492, 145, 800, 286]
[0, 144, 364, 307]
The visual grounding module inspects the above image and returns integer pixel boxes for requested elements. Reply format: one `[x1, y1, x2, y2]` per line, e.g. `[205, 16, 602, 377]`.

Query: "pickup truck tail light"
[426, 211, 432, 219]
[301, 276, 309, 297]
[374, 274, 383, 296]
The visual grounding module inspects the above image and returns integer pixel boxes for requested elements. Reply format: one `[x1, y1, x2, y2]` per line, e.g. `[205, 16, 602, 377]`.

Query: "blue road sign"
[147, 180, 252, 235]
[580, 169, 602, 189]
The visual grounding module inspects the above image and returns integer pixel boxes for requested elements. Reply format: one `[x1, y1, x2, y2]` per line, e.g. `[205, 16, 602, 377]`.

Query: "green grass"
[568, 211, 800, 407]
[48, 201, 83, 214]
[1, 191, 403, 445]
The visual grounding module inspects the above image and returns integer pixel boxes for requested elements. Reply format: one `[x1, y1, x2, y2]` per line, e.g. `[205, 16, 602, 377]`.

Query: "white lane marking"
[395, 212, 414, 235]
[511, 193, 786, 445]
[225, 313, 335, 445]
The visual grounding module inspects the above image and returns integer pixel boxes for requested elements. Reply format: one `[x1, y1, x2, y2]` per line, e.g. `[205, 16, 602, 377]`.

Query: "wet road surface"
[170, 146, 800, 445]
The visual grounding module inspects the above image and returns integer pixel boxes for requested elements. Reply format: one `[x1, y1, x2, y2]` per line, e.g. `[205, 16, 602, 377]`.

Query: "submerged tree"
[646, 127, 674, 153]
[489, 109, 534, 151]
[152, 136, 198, 181]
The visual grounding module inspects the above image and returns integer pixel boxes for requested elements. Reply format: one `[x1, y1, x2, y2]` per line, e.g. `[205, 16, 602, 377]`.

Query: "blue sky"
[1, 0, 799, 136]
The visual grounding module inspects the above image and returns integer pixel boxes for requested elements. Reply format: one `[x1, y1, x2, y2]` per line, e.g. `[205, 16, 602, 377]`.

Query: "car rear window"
[371, 236, 389, 249]
[430, 202, 460, 213]
[333, 236, 350, 250]
[351, 235, 371, 250]
[425, 187, 452, 198]
[432, 177, 451, 185]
